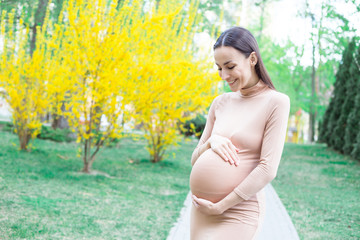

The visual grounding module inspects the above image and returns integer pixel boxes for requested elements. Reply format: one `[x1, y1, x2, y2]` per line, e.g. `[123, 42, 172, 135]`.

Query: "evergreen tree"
[318, 99, 334, 143]
[327, 40, 356, 151]
[351, 112, 360, 160]
[343, 45, 360, 154]
[352, 129, 360, 160]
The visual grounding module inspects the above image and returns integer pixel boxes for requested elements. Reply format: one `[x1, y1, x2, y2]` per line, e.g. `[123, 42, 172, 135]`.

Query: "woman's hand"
[209, 134, 240, 166]
[192, 195, 224, 215]
[192, 192, 245, 216]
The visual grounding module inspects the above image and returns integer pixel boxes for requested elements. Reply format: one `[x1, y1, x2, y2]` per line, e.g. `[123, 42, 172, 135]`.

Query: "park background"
[0, 0, 359, 239]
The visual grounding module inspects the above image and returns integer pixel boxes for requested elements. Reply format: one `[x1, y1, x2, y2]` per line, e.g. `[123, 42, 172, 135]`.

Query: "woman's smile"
[214, 46, 259, 92]
[227, 79, 238, 86]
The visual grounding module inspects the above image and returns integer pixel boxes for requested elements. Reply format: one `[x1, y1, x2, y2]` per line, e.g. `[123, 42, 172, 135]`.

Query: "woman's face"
[214, 46, 258, 92]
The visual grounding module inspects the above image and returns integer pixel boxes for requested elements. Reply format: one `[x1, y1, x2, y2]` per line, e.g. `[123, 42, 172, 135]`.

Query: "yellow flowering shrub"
[57, 0, 218, 165]
[1, 0, 218, 170]
[125, 0, 218, 162]
[52, 0, 135, 172]
[0, 10, 52, 150]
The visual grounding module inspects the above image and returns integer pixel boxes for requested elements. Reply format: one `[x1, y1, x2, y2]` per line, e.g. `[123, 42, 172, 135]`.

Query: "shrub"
[0, 121, 15, 133]
[180, 114, 206, 139]
[343, 45, 360, 155]
[37, 125, 75, 142]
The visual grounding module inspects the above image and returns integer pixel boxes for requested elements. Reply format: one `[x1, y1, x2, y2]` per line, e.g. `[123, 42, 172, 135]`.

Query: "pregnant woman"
[189, 27, 290, 240]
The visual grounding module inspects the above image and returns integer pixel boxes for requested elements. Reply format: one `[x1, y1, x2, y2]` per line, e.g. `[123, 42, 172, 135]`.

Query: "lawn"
[273, 143, 360, 240]
[0, 131, 194, 239]
[1, 130, 359, 240]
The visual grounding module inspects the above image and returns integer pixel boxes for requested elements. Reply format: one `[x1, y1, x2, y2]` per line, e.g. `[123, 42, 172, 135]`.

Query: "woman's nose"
[220, 71, 230, 81]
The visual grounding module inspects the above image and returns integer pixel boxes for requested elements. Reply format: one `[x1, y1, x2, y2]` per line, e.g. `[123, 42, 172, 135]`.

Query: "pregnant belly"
[190, 149, 257, 203]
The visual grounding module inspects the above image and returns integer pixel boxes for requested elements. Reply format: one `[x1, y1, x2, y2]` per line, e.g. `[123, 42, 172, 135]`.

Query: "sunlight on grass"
[0, 131, 195, 239]
[273, 143, 360, 240]
[1, 131, 359, 239]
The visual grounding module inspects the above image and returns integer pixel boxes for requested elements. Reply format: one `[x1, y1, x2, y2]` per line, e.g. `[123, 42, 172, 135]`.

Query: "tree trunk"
[51, 102, 69, 129]
[53, 0, 64, 21]
[258, 0, 267, 43]
[151, 149, 163, 163]
[82, 160, 92, 173]
[307, 9, 318, 143]
[309, 36, 317, 142]
[155, 0, 160, 11]
[116, 0, 124, 10]
[82, 151, 97, 173]
[150, 132, 164, 163]
[30, 0, 49, 57]
[19, 129, 31, 151]
[82, 138, 92, 173]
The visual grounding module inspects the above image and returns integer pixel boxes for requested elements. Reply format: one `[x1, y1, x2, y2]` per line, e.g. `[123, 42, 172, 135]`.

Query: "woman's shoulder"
[209, 92, 228, 103]
[267, 89, 290, 101]
[265, 89, 290, 109]
[212, 91, 236, 104]
[208, 92, 234, 111]
[215, 91, 238, 100]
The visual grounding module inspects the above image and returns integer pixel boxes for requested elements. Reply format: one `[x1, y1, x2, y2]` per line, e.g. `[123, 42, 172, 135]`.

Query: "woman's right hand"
[208, 134, 240, 166]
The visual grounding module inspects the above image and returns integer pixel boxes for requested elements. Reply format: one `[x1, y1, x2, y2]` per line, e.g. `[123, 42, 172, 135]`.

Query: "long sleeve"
[233, 93, 290, 200]
[191, 95, 221, 166]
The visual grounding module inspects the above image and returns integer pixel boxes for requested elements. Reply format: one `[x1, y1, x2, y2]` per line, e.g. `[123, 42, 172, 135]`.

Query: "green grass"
[1, 131, 359, 240]
[272, 143, 360, 240]
[0, 131, 194, 239]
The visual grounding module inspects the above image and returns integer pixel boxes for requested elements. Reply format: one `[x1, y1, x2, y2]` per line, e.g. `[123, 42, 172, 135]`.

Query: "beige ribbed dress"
[189, 80, 290, 240]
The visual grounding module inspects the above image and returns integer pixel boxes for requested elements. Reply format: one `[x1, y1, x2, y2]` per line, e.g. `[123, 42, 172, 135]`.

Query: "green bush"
[328, 40, 356, 150]
[319, 39, 357, 151]
[0, 121, 15, 133]
[37, 125, 75, 142]
[180, 114, 206, 139]
[0, 121, 75, 142]
[343, 46, 360, 155]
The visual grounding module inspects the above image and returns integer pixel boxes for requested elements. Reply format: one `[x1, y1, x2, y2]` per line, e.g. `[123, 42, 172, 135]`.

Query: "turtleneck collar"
[238, 79, 269, 97]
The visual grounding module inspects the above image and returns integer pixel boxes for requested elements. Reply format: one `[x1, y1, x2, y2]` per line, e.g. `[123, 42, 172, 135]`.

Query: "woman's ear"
[249, 52, 258, 66]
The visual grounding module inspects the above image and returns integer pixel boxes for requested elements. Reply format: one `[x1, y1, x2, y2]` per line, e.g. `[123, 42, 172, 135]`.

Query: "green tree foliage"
[328, 40, 356, 151]
[299, 0, 359, 142]
[351, 103, 360, 159]
[344, 46, 360, 156]
[319, 39, 358, 154]
[260, 37, 313, 116]
[353, 136, 360, 160]
[318, 100, 334, 143]
[196, 0, 237, 37]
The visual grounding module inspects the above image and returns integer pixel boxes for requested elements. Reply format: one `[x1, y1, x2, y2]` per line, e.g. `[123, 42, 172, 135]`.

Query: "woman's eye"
[228, 66, 235, 69]
[218, 68, 222, 71]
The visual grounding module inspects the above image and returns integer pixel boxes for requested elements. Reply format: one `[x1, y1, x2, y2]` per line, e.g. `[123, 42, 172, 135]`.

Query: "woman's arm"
[191, 96, 220, 166]
[212, 93, 290, 212]
[232, 93, 290, 200]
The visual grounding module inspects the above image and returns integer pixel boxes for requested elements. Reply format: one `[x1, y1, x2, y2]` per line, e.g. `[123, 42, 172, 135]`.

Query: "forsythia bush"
[52, 0, 135, 172]
[57, 0, 217, 165]
[0, 10, 52, 150]
[1, 0, 218, 171]
[125, 0, 218, 162]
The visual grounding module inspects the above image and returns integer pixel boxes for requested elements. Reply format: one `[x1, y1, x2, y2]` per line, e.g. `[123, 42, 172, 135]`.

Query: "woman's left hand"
[192, 195, 224, 215]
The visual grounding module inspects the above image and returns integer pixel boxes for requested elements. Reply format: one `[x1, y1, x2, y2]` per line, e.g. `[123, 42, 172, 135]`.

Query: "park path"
[167, 183, 300, 240]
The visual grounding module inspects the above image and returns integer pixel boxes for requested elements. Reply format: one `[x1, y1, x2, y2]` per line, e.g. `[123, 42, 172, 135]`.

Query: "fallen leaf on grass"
[57, 154, 69, 160]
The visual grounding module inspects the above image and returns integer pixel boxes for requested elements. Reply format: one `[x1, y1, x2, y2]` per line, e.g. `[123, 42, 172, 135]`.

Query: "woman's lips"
[228, 79, 238, 86]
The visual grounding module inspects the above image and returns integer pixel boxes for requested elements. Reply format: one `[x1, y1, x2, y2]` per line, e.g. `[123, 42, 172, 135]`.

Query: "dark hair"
[213, 27, 275, 90]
